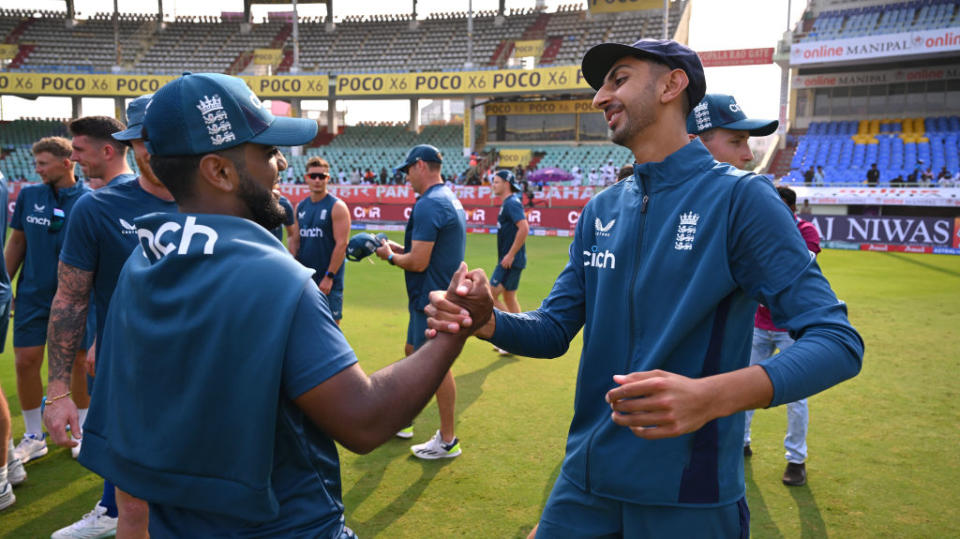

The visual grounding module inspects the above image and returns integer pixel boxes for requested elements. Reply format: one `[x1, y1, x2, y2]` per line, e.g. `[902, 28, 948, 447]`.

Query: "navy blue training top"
[497, 192, 527, 269]
[270, 195, 295, 242]
[295, 194, 344, 288]
[403, 183, 466, 310]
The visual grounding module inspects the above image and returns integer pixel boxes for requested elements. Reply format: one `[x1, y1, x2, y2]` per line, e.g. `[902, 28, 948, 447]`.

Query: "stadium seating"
[783, 116, 960, 184]
[796, 0, 959, 42]
[0, 2, 687, 74]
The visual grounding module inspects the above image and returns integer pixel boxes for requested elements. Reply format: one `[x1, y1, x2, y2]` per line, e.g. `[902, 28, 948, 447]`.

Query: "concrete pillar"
[409, 98, 419, 133]
[289, 98, 301, 118]
[327, 99, 337, 133]
[115, 97, 126, 122]
[71, 96, 83, 119]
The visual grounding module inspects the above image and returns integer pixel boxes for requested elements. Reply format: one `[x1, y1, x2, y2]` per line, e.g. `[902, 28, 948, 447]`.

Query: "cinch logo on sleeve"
[138, 216, 219, 260]
[594, 217, 615, 238]
[583, 244, 616, 269]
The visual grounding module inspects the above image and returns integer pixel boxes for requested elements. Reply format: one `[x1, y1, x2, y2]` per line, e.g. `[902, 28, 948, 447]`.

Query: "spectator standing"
[866, 163, 880, 186]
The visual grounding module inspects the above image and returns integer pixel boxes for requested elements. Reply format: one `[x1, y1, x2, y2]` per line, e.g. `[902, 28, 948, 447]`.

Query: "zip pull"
[641, 195, 649, 214]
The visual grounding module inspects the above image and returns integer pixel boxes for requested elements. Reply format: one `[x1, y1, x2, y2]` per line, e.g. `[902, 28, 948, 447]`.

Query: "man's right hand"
[43, 382, 81, 448]
[424, 264, 496, 339]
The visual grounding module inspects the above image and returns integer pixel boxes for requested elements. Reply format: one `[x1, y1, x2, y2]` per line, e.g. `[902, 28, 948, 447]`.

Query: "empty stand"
[796, 0, 959, 42]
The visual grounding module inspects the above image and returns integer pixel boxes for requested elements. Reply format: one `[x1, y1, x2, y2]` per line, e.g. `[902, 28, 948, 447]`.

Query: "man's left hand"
[319, 276, 333, 295]
[500, 253, 514, 269]
[605, 370, 715, 439]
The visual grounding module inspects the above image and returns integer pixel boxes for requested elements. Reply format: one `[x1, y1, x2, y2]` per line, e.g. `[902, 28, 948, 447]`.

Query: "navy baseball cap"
[495, 169, 520, 191]
[687, 94, 778, 136]
[581, 39, 706, 114]
[112, 94, 153, 141]
[143, 72, 318, 157]
[395, 144, 443, 174]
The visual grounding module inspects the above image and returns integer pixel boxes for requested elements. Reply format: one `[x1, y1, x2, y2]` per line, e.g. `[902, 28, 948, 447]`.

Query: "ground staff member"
[73, 73, 491, 537]
[426, 39, 863, 537]
[5, 137, 90, 465]
[374, 144, 467, 459]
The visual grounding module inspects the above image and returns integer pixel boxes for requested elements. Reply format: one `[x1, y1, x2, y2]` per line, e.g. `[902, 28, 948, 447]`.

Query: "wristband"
[325, 270, 336, 279]
[388, 253, 395, 265]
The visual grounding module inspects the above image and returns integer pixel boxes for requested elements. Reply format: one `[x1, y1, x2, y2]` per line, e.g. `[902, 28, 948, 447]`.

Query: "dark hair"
[617, 165, 634, 181]
[150, 145, 245, 203]
[776, 185, 797, 207]
[698, 129, 716, 142]
[425, 161, 442, 173]
[32, 136, 72, 159]
[68, 116, 128, 154]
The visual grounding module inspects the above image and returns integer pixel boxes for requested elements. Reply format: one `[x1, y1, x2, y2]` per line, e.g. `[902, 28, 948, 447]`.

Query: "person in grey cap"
[46, 95, 177, 539]
[424, 38, 862, 537]
[687, 93, 778, 170]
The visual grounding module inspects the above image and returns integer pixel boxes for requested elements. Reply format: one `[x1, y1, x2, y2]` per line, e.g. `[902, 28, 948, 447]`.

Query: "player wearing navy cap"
[5, 136, 91, 468]
[42, 99, 176, 539]
[294, 155, 350, 323]
[490, 169, 528, 318]
[426, 39, 862, 537]
[687, 93, 778, 170]
[72, 73, 490, 537]
[375, 144, 467, 458]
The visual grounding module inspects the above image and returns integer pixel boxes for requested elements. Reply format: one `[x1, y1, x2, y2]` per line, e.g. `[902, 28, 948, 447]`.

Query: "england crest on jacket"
[674, 211, 699, 251]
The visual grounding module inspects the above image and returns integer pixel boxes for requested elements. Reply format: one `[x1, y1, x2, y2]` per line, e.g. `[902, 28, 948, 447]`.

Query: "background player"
[45, 98, 177, 539]
[294, 156, 350, 323]
[374, 144, 467, 459]
[5, 137, 90, 465]
[489, 169, 528, 350]
[75, 72, 492, 537]
[686, 93, 777, 171]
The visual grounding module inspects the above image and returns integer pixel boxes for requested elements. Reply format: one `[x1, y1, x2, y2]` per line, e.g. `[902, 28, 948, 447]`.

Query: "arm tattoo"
[47, 262, 94, 386]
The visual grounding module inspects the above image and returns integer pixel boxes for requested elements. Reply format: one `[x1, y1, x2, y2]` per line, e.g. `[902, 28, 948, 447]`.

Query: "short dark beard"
[609, 77, 659, 148]
[235, 159, 286, 231]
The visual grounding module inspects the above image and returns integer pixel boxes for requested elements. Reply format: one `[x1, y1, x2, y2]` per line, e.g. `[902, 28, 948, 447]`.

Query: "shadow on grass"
[539, 460, 562, 507]
[883, 252, 960, 278]
[789, 482, 826, 539]
[453, 354, 518, 422]
[3, 481, 102, 539]
[745, 458, 784, 539]
[348, 458, 449, 537]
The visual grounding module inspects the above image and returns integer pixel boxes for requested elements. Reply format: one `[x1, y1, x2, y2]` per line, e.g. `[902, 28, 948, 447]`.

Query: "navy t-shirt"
[270, 195, 295, 242]
[145, 282, 358, 537]
[295, 194, 344, 288]
[10, 181, 90, 311]
[403, 183, 466, 310]
[497, 193, 527, 269]
[60, 179, 177, 347]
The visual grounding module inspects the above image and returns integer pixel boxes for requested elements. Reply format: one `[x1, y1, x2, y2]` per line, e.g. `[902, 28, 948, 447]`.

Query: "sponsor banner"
[790, 186, 960, 207]
[587, 0, 662, 14]
[820, 240, 862, 250]
[253, 48, 284, 65]
[485, 99, 595, 116]
[933, 246, 960, 255]
[499, 149, 532, 167]
[954, 217, 960, 248]
[0, 44, 18, 60]
[793, 64, 960, 89]
[806, 215, 955, 247]
[279, 183, 597, 206]
[0, 72, 329, 97]
[335, 65, 589, 97]
[860, 243, 933, 254]
[343, 201, 581, 230]
[512, 40, 544, 59]
[790, 28, 960, 66]
[698, 48, 774, 68]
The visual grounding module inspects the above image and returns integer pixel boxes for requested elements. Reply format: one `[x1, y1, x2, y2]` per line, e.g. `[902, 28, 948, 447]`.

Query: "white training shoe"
[7, 456, 26, 486]
[410, 430, 461, 460]
[13, 433, 47, 464]
[395, 426, 414, 439]
[0, 481, 14, 511]
[51, 502, 118, 539]
[71, 437, 83, 459]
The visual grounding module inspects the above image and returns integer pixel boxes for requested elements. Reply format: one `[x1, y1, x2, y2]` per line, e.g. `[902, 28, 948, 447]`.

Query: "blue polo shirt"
[270, 195, 295, 242]
[10, 181, 90, 312]
[295, 194, 344, 288]
[60, 178, 177, 348]
[497, 192, 527, 269]
[404, 183, 467, 310]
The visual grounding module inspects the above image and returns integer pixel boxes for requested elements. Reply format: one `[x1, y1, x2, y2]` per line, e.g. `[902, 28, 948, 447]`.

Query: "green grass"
[1, 234, 959, 538]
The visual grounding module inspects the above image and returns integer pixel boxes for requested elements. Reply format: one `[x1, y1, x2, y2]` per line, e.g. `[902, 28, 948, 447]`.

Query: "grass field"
[1, 233, 959, 538]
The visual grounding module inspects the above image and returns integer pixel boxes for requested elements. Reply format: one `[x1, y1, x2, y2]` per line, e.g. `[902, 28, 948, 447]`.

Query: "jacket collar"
[631, 139, 718, 193]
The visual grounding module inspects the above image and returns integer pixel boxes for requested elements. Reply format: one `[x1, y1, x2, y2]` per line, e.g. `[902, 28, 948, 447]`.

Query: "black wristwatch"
[325, 270, 336, 279]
